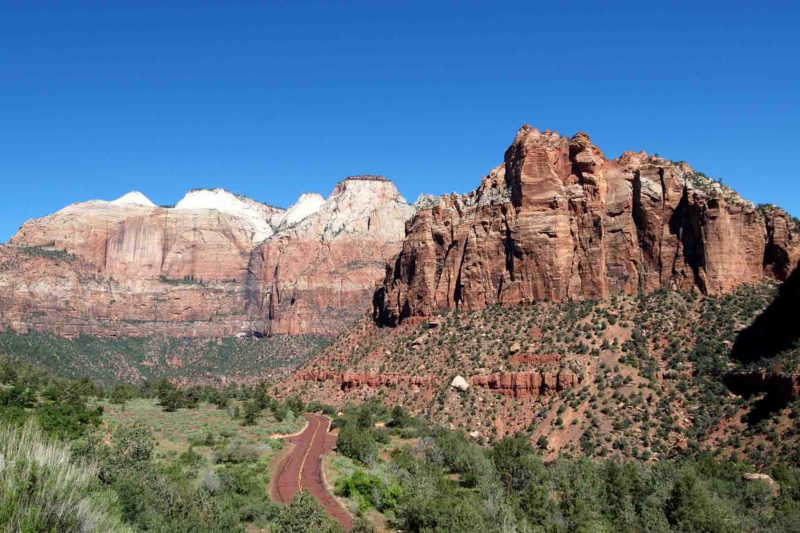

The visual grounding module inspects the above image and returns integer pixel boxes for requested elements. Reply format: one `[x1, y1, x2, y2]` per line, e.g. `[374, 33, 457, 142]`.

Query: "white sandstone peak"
[272, 176, 415, 242]
[110, 191, 156, 207]
[276, 193, 326, 228]
[174, 188, 278, 243]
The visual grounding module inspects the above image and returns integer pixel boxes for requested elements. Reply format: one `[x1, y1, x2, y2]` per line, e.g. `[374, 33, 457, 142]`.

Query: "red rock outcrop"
[244, 177, 415, 335]
[0, 245, 253, 337]
[375, 126, 800, 324]
[11, 190, 279, 282]
[470, 369, 579, 397]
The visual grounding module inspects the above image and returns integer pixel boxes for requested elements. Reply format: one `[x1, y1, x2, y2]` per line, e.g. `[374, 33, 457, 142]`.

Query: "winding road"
[271, 413, 353, 530]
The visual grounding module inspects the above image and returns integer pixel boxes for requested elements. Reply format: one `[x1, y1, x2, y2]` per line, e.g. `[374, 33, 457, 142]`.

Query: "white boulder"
[450, 375, 470, 392]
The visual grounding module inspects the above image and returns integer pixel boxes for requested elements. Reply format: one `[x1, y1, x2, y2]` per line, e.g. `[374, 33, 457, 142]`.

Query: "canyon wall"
[244, 177, 415, 335]
[1, 179, 414, 337]
[375, 126, 800, 325]
[3, 125, 798, 339]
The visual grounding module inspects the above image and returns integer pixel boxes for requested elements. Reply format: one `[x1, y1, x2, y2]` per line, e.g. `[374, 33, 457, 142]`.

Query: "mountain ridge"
[1, 124, 797, 344]
[374, 126, 799, 325]
[1, 176, 414, 337]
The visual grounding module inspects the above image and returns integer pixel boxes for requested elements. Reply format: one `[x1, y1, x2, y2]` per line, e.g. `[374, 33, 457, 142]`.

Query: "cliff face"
[244, 177, 415, 335]
[2, 182, 414, 337]
[375, 126, 800, 325]
[0, 245, 252, 337]
[10, 189, 281, 282]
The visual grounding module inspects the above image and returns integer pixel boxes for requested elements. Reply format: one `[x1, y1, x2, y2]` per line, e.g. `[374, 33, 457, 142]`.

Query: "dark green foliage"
[431, 428, 492, 488]
[109, 383, 136, 405]
[17, 244, 75, 260]
[241, 400, 261, 425]
[337, 422, 379, 464]
[272, 490, 343, 533]
[0, 357, 102, 439]
[335, 470, 402, 512]
[326, 405, 800, 533]
[158, 274, 206, 286]
[0, 329, 328, 386]
[35, 400, 103, 439]
[333, 403, 391, 465]
[156, 379, 198, 411]
[307, 401, 337, 416]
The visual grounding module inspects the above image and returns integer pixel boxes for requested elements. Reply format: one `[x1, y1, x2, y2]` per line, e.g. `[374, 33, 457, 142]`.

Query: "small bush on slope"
[272, 490, 343, 533]
[0, 421, 130, 533]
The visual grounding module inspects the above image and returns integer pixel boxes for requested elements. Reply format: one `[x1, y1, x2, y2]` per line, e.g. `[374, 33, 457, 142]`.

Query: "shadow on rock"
[731, 260, 800, 364]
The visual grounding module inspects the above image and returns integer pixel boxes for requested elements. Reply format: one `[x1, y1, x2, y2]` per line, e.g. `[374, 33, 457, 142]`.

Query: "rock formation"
[2, 180, 414, 337]
[3, 125, 798, 340]
[0, 244, 251, 337]
[450, 375, 470, 392]
[470, 369, 579, 397]
[11, 189, 280, 281]
[375, 126, 800, 325]
[244, 176, 415, 335]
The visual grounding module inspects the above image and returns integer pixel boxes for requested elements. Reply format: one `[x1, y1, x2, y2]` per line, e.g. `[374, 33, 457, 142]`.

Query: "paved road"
[271, 413, 352, 531]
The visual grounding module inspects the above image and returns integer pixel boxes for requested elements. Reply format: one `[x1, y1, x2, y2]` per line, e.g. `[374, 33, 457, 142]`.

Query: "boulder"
[450, 375, 470, 392]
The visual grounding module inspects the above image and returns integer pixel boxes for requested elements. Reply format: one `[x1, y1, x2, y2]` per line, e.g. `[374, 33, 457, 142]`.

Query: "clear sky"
[2, 1, 798, 241]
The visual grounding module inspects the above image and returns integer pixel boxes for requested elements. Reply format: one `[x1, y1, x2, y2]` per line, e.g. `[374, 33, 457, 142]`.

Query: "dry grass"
[0, 421, 131, 533]
[99, 398, 304, 463]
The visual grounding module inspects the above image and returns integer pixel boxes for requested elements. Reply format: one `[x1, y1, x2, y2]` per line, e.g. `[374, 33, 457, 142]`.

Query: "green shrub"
[272, 490, 343, 533]
[335, 469, 402, 512]
[336, 424, 378, 465]
[0, 421, 131, 532]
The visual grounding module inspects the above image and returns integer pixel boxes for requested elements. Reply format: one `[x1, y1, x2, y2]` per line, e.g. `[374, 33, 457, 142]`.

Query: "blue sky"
[1, 1, 798, 241]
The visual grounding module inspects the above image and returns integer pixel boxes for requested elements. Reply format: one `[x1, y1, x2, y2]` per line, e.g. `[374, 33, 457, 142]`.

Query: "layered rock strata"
[375, 126, 800, 325]
[245, 177, 415, 335]
[470, 369, 579, 397]
[2, 179, 414, 337]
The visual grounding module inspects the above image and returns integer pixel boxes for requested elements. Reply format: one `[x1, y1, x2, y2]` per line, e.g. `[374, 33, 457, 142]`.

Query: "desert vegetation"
[0, 330, 327, 385]
[325, 401, 800, 533]
[293, 281, 800, 467]
[0, 356, 344, 532]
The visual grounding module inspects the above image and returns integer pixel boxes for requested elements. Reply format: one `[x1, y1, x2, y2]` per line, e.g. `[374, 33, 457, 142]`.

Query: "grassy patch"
[99, 398, 304, 464]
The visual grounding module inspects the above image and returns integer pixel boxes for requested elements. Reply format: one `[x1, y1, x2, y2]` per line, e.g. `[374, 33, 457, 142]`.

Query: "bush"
[334, 470, 402, 512]
[336, 424, 378, 465]
[241, 400, 262, 426]
[0, 421, 131, 532]
[220, 440, 261, 464]
[272, 490, 343, 533]
[156, 380, 198, 411]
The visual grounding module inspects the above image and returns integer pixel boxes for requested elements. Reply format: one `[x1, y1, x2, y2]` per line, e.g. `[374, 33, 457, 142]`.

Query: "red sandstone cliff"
[374, 126, 800, 325]
[470, 369, 579, 397]
[1, 181, 414, 337]
[244, 176, 415, 335]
